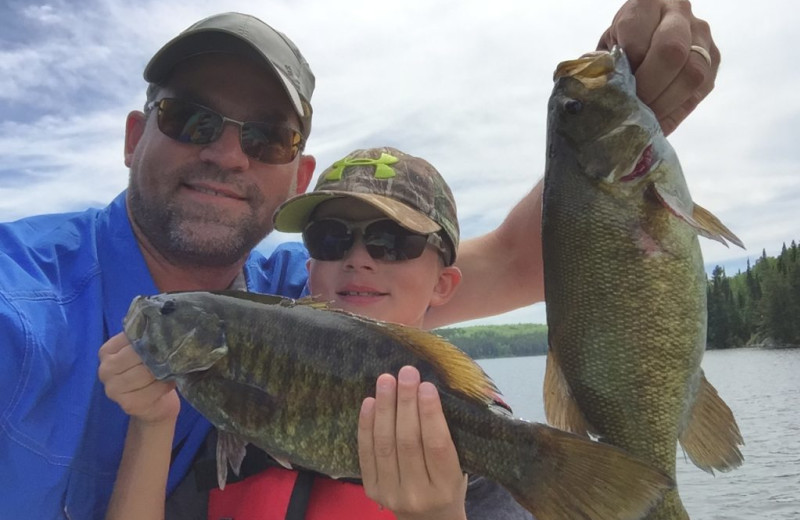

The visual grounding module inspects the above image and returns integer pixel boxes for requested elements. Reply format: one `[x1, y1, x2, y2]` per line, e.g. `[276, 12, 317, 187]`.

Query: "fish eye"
[160, 299, 177, 315]
[564, 99, 583, 114]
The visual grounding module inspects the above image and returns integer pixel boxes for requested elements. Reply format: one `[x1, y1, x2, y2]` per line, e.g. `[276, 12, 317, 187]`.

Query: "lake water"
[477, 348, 800, 520]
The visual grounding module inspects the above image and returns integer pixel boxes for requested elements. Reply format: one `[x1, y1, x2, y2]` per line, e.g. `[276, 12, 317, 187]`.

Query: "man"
[0, 2, 720, 518]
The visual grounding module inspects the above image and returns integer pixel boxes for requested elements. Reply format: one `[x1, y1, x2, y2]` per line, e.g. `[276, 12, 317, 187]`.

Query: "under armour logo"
[325, 153, 399, 181]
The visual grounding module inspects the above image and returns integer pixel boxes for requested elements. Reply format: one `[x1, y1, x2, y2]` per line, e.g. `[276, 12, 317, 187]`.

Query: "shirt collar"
[96, 191, 159, 337]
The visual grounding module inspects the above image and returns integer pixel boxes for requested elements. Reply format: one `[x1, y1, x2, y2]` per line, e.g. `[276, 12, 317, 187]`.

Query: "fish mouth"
[553, 46, 624, 88]
[123, 296, 177, 380]
[123, 297, 147, 344]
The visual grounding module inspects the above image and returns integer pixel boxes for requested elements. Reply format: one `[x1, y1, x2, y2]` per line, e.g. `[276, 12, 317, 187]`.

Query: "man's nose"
[198, 122, 250, 170]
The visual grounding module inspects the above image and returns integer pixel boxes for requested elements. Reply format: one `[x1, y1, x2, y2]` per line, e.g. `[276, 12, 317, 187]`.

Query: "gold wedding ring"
[690, 45, 712, 67]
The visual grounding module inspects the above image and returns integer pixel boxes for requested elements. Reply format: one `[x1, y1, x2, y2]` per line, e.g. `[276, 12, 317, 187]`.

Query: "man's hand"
[598, 0, 719, 135]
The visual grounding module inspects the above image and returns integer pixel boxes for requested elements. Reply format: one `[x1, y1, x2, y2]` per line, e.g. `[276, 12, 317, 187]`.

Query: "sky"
[1, 0, 797, 326]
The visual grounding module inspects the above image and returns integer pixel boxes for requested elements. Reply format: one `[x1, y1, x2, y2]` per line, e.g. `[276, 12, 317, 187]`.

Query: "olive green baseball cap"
[143, 12, 314, 137]
[274, 146, 459, 264]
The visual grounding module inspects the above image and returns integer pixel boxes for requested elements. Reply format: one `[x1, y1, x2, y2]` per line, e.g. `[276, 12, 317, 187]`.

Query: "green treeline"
[438, 241, 800, 358]
[434, 323, 548, 360]
[707, 240, 800, 349]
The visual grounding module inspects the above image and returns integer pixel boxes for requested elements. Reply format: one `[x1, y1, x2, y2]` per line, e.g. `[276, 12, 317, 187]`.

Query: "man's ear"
[124, 111, 147, 167]
[428, 265, 463, 309]
[295, 154, 316, 195]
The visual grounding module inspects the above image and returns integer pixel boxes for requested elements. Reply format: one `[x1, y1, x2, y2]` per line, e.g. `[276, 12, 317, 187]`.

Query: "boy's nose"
[343, 234, 376, 270]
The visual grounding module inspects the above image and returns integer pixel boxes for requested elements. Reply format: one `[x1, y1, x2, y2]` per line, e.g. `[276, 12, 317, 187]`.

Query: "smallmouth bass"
[542, 47, 745, 520]
[124, 290, 673, 520]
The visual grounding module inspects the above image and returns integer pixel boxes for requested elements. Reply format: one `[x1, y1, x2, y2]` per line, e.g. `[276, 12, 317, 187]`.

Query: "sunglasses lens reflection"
[153, 98, 302, 164]
[303, 219, 430, 262]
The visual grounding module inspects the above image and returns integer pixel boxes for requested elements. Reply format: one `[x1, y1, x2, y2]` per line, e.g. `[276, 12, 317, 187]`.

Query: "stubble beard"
[128, 166, 273, 268]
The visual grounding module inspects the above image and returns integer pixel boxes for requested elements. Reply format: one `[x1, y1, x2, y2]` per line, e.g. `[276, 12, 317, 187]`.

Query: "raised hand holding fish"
[597, 0, 719, 135]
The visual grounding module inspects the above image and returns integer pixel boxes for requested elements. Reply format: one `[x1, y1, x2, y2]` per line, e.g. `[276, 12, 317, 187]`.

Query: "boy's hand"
[358, 366, 468, 520]
[98, 332, 180, 424]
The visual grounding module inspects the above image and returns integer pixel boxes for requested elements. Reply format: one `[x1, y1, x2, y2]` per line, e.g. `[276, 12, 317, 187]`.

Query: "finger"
[394, 366, 428, 483]
[658, 90, 705, 137]
[634, 5, 719, 135]
[597, 0, 662, 72]
[417, 382, 463, 484]
[97, 344, 148, 382]
[371, 373, 400, 491]
[630, 7, 692, 108]
[358, 397, 379, 490]
[652, 19, 718, 135]
[98, 331, 132, 359]
[101, 363, 157, 396]
[107, 377, 176, 418]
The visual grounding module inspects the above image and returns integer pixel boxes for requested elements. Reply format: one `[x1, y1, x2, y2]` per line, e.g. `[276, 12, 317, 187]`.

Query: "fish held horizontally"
[542, 46, 745, 520]
[124, 290, 673, 520]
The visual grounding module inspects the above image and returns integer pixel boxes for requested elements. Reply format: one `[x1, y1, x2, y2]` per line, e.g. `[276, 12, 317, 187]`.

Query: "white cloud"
[1, 0, 797, 325]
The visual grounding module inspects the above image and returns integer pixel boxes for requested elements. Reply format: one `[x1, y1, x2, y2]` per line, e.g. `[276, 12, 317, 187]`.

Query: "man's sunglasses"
[145, 98, 304, 165]
[302, 218, 451, 264]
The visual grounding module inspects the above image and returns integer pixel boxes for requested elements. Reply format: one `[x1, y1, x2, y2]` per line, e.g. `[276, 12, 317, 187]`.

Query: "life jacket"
[207, 466, 396, 520]
[203, 397, 513, 520]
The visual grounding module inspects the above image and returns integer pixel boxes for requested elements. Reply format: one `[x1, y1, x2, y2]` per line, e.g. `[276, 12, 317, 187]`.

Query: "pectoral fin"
[543, 348, 594, 436]
[678, 372, 745, 474]
[650, 183, 744, 248]
[216, 430, 248, 490]
[691, 203, 745, 248]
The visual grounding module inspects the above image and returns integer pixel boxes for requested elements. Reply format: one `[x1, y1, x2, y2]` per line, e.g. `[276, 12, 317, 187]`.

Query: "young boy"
[99, 147, 530, 519]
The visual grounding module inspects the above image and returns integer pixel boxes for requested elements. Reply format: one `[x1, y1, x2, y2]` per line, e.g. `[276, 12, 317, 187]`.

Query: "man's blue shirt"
[0, 191, 310, 519]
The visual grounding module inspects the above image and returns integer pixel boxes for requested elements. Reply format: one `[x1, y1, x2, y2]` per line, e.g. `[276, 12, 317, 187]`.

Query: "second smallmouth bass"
[125, 290, 672, 520]
[542, 47, 745, 520]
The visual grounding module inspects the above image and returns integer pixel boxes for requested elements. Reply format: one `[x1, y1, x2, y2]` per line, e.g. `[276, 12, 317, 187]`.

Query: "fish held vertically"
[542, 47, 745, 520]
[124, 290, 673, 520]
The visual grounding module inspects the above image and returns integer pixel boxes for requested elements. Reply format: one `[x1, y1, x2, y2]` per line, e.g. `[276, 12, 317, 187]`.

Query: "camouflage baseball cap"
[143, 12, 314, 137]
[273, 146, 459, 264]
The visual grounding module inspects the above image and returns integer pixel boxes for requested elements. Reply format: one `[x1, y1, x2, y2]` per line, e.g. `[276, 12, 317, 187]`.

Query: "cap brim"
[274, 191, 441, 234]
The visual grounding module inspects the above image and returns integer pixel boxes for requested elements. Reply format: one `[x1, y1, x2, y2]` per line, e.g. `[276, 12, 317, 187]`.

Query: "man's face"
[125, 53, 311, 267]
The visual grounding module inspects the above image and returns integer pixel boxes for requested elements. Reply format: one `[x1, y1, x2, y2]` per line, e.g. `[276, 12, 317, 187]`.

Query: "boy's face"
[306, 198, 460, 328]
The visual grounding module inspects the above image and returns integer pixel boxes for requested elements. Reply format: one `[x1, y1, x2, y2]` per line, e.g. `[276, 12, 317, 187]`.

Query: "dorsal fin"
[359, 318, 499, 405]
[209, 290, 295, 306]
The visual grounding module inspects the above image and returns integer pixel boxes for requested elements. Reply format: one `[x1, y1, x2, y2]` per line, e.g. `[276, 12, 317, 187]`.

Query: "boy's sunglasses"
[145, 98, 304, 165]
[302, 218, 451, 264]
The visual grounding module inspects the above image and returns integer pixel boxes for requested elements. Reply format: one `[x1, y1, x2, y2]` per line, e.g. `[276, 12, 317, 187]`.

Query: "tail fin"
[492, 421, 673, 520]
